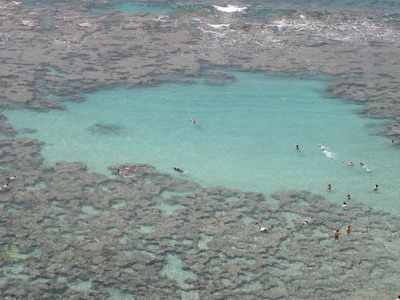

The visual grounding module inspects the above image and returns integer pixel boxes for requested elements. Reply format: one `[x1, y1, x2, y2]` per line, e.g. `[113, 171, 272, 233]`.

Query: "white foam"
[208, 24, 230, 29]
[213, 4, 247, 13]
[319, 145, 336, 159]
[21, 20, 34, 27]
[323, 150, 336, 159]
[79, 22, 92, 27]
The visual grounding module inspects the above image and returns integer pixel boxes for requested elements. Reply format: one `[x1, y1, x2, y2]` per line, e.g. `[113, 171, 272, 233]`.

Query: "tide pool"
[5, 71, 400, 213]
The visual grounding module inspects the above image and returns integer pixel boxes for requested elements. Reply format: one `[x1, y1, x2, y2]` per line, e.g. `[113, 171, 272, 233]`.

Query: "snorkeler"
[255, 221, 268, 232]
[123, 166, 135, 172]
[173, 167, 185, 173]
[5, 176, 17, 182]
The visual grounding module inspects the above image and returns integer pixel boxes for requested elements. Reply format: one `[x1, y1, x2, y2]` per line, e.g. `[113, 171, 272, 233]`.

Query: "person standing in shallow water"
[327, 184, 331, 191]
[334, 229, 341, 240]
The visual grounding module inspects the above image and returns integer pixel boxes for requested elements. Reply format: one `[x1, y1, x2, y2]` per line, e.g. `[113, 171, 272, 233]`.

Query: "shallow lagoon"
[6, 71, 399, 213]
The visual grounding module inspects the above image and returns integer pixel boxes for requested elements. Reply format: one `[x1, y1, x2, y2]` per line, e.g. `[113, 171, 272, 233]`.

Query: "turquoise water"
[5, 71, 400, 213]
[92, 2, 175, 15]
[19, 0, 400, 16]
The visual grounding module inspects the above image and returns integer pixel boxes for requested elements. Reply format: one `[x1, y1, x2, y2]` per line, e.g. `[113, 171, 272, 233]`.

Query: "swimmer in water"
[347, 194, 351, 200]
[373, 184, 379, 191]
[327, 184, 332, 191]
[0, 184, 10, 191]
[342, 202, 348, 210]
[318, 145, 326, 151]
[123, 166, 135, 172]
[296, 145, 300, 151]
[391, 139, 396, 145]
[173, 167, 185, 173]
[189, 119, 197, 124]
[347, 161, 354, 166]
[346, 225, 351, 234]
[5, 176, 17, 182]
[334, 229, 341, 240]
[255, 221, 268, 232]
[300, 219, 310, 225]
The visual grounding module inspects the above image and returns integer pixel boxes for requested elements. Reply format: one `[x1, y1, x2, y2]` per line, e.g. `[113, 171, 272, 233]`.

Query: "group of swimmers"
[290, 143, 388, 240]
[256, 217, 352, 240]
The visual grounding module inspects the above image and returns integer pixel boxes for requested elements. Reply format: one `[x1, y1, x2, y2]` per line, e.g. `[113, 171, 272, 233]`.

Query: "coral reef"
[0, 140, 399, 298]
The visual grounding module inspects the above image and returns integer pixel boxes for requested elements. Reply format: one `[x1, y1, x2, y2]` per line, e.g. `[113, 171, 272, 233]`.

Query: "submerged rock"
[87, 123, 125, 135]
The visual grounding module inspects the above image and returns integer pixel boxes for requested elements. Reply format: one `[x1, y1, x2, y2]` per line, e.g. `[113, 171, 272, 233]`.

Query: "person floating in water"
[334, 229, 341, 240]
[360, 162, 371, 172]
[123, 166, 135, 172]
[255, 221, 268, 232]
[296, 145, 300, 151]
[173, 167, 185, 173]
[373, 184, 379, 191]
[347, 161, 354, 166]
[346, 225, 351, 234]
[327, 184, 332, 191]
[5, 176, 17, 182]
[189, 119, 197, 124]
[300, 219, 310, 225]
[342, 202, 348, 210]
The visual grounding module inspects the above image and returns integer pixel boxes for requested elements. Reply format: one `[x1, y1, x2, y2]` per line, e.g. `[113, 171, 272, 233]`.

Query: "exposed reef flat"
[0, 1, 400, 137]
[0, 138, 400, 298]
